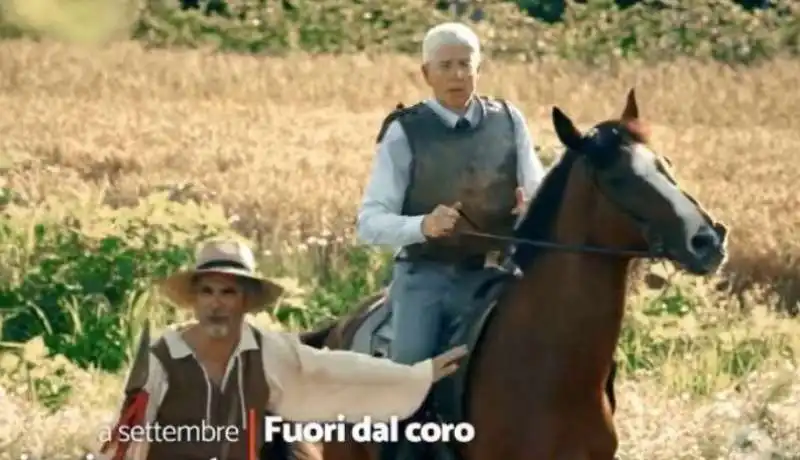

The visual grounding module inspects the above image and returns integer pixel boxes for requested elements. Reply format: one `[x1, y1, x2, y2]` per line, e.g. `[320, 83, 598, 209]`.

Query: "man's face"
[192, 273, 246, 339]
[422, 44, 480, 110]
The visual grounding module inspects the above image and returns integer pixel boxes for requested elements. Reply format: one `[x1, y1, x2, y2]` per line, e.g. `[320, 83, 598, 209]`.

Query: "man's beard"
[201, 314, 236, 339]
[203, 322, 230, 338]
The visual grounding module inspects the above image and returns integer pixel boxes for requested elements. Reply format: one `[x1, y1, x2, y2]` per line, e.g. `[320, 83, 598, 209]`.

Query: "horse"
[299, 88, 729, 460]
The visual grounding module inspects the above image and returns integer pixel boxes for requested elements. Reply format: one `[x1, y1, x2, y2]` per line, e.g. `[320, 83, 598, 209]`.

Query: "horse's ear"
[621, 88, 638, 121]
[552, 106, 583, 151]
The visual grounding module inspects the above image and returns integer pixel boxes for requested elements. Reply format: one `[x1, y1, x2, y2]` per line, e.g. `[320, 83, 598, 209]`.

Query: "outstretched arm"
[263, 331, 434, 423]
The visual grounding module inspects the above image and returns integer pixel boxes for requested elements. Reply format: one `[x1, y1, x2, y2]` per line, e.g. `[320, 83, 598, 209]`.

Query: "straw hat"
[158, 239, 285, 312]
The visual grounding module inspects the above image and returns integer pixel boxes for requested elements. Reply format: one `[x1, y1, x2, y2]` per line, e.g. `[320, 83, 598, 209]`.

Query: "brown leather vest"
[380, 96, 519, 263]
[145, 325, 319, 460]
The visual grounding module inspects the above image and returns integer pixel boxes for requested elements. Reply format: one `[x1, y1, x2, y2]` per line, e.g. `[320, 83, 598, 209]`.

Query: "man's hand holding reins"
[422, 202, 462, 238]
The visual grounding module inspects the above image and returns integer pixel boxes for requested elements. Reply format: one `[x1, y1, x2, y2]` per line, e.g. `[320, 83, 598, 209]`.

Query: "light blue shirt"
[356, 97, 546, 251]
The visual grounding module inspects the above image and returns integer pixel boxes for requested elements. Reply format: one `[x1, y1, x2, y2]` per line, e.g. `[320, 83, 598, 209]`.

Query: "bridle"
[454, 152, 671, 260]
[456, 209, 662, 259]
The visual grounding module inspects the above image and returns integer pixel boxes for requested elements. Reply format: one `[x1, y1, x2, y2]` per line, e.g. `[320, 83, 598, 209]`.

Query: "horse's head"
[551, 88, 728, 275]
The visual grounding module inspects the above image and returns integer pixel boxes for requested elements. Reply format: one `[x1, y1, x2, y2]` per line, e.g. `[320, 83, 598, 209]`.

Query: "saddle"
[344, 264, 518, 460]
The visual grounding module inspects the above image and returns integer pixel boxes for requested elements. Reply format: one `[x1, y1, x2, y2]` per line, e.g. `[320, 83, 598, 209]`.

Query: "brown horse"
[300, 89, 729, 460]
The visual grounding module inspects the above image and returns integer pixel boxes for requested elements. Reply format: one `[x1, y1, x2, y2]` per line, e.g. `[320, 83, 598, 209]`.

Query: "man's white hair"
[422, 22, 481, 64]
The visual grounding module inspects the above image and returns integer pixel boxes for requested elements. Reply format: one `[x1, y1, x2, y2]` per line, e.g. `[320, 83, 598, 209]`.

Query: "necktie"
[454, 118, 471, 132]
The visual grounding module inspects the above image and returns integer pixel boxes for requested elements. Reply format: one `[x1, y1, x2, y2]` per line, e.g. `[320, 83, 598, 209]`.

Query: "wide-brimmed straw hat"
[158, 239, 285, 312]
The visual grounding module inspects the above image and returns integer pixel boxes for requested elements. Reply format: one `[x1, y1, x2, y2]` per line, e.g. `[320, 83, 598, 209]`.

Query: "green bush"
[2, 0, 799, 63]
[0, 192, 395, 375]
[0, 194, 230, 373]
[132, 0, 800, 63]
[0, 223, 200, 372]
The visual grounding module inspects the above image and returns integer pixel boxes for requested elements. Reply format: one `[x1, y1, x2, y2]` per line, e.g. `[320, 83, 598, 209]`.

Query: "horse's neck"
[515, 173, 631, 337]
[552, 165, 631, 292]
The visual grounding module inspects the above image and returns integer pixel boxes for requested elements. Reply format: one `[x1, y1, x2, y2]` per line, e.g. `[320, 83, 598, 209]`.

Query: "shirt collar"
[163, 320, 259, 359]
[424, 96, 482, 128]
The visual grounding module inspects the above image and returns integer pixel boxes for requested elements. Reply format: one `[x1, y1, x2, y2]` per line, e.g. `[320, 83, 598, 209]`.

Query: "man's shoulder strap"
[478, 94, 511, 114]
[375, 101, 426, 143]
[477, 94, 516, 136]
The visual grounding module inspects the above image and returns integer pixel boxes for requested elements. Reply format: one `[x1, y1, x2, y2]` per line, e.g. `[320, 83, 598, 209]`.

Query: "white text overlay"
[98, 419, 240, 444]
[263, 415, 475, 443]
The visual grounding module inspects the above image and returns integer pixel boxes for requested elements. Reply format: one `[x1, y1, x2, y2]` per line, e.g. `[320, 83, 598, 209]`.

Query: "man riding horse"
[355, 21, 588, 460]
[97, 238, 468, 460]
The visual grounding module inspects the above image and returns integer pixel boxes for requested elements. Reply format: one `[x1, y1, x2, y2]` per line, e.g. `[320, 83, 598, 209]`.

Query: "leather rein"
[454, 207, 663, 260]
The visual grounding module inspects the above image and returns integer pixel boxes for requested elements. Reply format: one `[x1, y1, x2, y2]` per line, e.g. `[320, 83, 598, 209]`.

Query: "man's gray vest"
[377, 96, 519, 263]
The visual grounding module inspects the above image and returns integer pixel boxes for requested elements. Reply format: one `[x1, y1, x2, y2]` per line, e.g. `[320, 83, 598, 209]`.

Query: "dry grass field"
[1, 39, 800, 459]
[2, 40, 799, 299]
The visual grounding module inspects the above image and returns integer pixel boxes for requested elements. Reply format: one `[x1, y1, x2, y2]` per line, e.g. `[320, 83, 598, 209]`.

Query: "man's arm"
[356, 120, 428, 248]
[508, 103, 547, 203]
[96, 352, 168, 460]
[263, 331, 432, 423]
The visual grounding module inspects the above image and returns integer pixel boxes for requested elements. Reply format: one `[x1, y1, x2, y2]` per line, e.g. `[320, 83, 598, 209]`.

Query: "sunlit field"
[1, 40, 799, 459]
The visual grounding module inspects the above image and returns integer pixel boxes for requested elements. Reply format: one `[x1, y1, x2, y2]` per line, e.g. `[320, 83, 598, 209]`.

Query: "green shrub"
[0, 195, 228, 372]
[2, 0, 799, 63]
[0, 192, 394, 375]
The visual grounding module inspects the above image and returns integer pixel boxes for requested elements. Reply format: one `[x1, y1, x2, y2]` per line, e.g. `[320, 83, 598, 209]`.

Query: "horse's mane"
[511, 147, 580, 271]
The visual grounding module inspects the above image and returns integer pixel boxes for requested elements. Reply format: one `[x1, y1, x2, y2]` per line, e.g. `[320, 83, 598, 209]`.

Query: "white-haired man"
[357, 21, 547, 460]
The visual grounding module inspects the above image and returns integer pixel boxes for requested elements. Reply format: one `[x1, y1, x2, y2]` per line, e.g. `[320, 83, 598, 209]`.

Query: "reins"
[455, 208, 660, 259]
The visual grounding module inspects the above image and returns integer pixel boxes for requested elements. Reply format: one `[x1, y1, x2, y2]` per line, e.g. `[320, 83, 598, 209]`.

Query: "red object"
[100, 391, 150, 460]
[248, 409, 256, 460]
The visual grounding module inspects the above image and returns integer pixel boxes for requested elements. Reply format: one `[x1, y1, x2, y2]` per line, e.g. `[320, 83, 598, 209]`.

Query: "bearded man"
[98, 238, 467, 460]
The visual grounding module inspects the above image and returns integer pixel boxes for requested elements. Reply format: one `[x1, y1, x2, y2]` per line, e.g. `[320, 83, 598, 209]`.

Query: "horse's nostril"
[690, 230, 717, 256]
